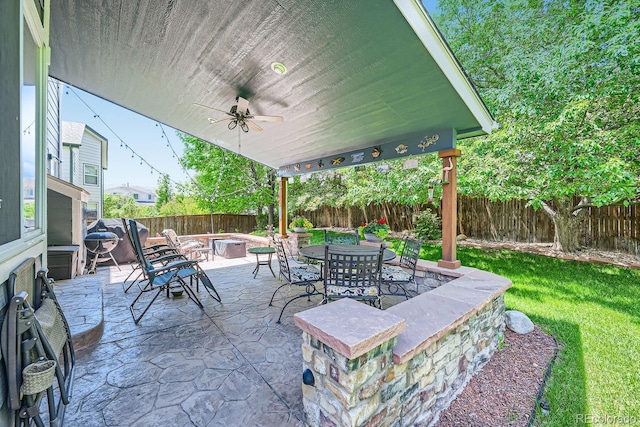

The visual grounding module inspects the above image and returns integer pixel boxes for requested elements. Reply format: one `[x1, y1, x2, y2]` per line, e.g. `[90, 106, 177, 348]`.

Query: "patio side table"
[248, 247, 276, 279]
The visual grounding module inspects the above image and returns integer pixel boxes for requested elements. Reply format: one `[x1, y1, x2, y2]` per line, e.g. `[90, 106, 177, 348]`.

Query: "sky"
[60, 86, 192, 190]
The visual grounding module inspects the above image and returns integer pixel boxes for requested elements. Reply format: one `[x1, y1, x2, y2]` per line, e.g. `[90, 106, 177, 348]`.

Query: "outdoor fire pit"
[84, 232, 120, 274]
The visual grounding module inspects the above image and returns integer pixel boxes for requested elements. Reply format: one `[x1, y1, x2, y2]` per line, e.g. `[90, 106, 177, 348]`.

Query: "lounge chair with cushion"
[162, 228, 206, 259]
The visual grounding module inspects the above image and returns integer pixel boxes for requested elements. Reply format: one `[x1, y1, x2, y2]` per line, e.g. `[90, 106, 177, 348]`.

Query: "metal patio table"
[299, 244, 396, 262]
[248, 246, 276, 278]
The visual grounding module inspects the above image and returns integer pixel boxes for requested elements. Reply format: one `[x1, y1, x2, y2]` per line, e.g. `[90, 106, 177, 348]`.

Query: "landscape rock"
[505, 310, 535, 334]
[456, 234, 468, 241]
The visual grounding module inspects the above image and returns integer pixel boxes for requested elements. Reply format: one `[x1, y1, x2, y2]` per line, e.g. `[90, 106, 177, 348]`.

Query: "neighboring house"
[46, 77, 64, 178]
[61, 121, 108, 223]
[106, 184, 157, 205]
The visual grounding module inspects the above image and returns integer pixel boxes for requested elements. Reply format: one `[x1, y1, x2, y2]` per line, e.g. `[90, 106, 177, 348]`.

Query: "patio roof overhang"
[48, 0, 496, 172]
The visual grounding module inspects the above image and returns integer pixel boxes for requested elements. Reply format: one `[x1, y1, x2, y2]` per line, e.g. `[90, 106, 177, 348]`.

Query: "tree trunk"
[542, 199, 583, 253]
[267, 204, 275, 227]
[551, 212, 581, 252]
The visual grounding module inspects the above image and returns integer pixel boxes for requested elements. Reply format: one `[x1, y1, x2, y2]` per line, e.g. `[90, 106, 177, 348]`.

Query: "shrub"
[414, 209, 441, 240]
[360, 218, 390, 239]
[289, 216, 313, 230]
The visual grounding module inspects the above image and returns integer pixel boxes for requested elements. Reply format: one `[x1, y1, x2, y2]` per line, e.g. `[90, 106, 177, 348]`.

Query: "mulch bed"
[435, 328, 558, 427]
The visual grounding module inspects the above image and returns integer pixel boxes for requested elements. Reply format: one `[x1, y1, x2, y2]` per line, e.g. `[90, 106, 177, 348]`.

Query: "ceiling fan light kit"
[195, 96, 283, 133]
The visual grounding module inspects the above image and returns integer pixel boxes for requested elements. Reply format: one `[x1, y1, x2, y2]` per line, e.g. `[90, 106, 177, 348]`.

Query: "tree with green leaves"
[287, 156, 442, 224]
[433, 0, 640, 251]
[179, 133, 279, 231]
[103, 194, 156, 218]
[155, 173, 173, 210]
[158, 194, 206, 216]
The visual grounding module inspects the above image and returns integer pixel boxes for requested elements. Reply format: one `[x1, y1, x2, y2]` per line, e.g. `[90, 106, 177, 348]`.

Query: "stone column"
[286, 232, 312, 260]
[294, 299, 405, 427]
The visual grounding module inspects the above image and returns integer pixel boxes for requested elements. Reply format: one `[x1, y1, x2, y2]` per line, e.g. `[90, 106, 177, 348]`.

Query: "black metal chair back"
[324, 229, 360, 245]
[380, 238, 422, 300]
[323, 244, 383, 307]
[399, 238, 421, 274]
[273, 238, 292, 282]
[269, 239, 323, 323]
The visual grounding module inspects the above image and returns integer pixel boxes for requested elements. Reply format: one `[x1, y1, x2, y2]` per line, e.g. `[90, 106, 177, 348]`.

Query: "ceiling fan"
[194, 96, 283, 132]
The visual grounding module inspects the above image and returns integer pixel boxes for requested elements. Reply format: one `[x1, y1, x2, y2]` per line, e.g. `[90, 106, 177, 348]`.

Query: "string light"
[65, 84, 262, 200]
[66, 85, 188, 188]
[23, 120, 35, 134]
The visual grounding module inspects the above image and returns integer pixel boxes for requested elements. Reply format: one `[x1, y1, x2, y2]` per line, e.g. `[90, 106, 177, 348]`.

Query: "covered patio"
[48, 0, 497, 270]
[56, 254, 425, 426]
[2, 0, 506, 425]
[55, 241, 508, 426]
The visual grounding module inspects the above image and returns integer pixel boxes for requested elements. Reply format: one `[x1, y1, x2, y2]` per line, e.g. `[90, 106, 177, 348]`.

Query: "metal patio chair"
[323, 244, 384, 308]
[120, 218, 185, 292]
[269, 239, 323, 323]
[324, 229, 360, 245]
[129, 219, 221, 324]
[1, 259, 75, 427]
[381, 238, 422, 299]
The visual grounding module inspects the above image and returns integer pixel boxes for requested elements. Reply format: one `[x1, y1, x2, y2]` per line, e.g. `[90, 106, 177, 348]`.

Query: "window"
[22, 19, 37, 233]
[84, 164, 98, 185]
[133, 193, 139, 200]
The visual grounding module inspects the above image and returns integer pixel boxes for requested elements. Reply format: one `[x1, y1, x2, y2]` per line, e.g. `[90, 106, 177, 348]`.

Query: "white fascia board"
[394, 0, 498, 136]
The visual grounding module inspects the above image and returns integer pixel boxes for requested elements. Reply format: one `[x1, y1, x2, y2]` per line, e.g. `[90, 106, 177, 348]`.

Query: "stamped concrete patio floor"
[55, 256, 411, 426]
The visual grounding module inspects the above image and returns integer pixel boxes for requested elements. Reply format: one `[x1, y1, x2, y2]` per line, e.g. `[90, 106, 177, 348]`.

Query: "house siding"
[46, 77, 62, 178]
[1, 2, 51, 425]
[0, 0, 22, 247]
[61, 145, 81, 185]
[78, 131, 104, 218]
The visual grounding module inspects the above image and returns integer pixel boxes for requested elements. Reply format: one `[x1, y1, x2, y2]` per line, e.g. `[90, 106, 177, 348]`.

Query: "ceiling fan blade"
[193, 103, 231, 115]
[250, 115, 284, 122]
[245, 119, 263, 132]
[236, 96, 249, 116]
[208, 117, 233, 125]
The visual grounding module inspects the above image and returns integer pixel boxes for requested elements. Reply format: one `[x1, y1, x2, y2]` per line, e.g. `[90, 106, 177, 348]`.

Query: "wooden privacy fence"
[133, 214, 257, 236]
[299, 197, 639, 256]
[297, 204, 427, 233]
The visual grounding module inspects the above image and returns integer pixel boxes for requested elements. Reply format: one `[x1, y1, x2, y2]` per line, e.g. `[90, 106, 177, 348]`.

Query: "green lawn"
[415, 242, 640, 426]
[305, 231, 640, 425]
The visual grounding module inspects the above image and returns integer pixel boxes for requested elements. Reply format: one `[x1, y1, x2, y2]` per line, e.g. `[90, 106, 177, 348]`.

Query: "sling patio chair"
[269, 239, 323, 323]
[128, 219, 221, 324]
[323, 244, 384, 308]
[324, 229, 360, 245]
[380, 238, 422, 299]
[1, 259, 75, 427]
[162, 228, 208, 260]
[120, 218, 186, 292]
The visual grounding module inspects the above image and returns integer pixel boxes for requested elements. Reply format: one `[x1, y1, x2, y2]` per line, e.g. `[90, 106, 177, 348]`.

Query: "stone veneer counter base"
[294, 261, 511, 427]
[294, 299, 405, 360]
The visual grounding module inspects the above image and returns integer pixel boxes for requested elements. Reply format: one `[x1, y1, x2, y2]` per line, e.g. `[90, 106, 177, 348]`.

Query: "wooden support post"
[438, 148, 461, 269]
[279, 177, 288, 238]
